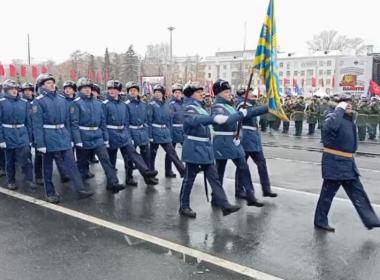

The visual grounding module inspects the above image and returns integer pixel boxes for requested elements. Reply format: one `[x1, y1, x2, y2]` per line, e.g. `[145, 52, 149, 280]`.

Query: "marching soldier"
[204, 92, 213, 114]
[165, 83, 184, 178]
[282, 96, 292, 134]
[125, 82, 153, 186]
[305, 97, 318, 135]
[368, 96, 380, 140]
[0, 80, 36, 190]
[179, 83, 240, 218]
[356, 96, 370, 141]
[32, 74, 94, 203]
[211, 79, 264, 207]
[70, 77, 125, 193]
[235, 88, 277, 198]
[314, 95, 380, 232]
[148, 84, 185, 177]
[103, 80, 158, 186]
[291, 96, 305, 136]
[318, 96, 330, 131]
[259, 96, 269, 132]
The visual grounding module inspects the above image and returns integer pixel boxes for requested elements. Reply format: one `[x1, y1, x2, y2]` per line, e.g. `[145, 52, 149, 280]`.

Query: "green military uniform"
[282, 99, 292, 134]
[306, 100, 318, 135]
[368, 99, 380, 140]
[355, 99, 370, 141]
[258, 97, 268, 132]
[291, 97, 305, 136]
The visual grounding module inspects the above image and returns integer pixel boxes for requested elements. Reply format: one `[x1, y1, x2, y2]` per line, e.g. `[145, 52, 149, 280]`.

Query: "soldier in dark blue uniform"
[70, 77, 125, 193]
[165, 83, 184, 178]
[235, 89, 277, 198]
[179, 83, 240, 218]
[125, 82, 156, 186]
[21, 82, 43, 186]
[31, 74, 94, 204]
[211, 79, 264, 207]
[148, 84, 185, 177]
[103, 80, 158, 186]
[0, 80, 36, 190]
[314, 95, 380, 232]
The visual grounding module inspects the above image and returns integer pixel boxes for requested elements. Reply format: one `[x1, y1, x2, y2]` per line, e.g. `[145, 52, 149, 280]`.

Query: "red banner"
[105, 71, 110, 82]
[0, 64, 4, 76]
[97, 71, 102, 82]
[9, 64, 17, 77]
[32, 65, 39, 78]
[369, 80, 380, 96]
[311, 77, 317, 87]
[88, 70, 95, 81]
[41, 65, 48, 73]
[20, 65, 27, 77]
[70, 69, 78, 81]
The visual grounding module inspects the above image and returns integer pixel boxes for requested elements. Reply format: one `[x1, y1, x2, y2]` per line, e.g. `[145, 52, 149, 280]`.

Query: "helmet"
[36, 73, 55, 88]
[153, 84, 165, 94]
[76, 77, 93, 91]
[106, 80, 122, 91]
[63, 80, 77, 91]
[21, 82, 34, 91]
[172, 83, 183, 93]
[125, 81, 140, 92]
[183, 83, 204, 97]
[236, 87, 246, 96]
[2, 79, 18, 91]
[92, 83, 101, 94]
[212, 79, 231, 95]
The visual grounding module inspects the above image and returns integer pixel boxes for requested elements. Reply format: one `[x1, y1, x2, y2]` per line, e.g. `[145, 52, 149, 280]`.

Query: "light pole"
[168, 26, 175, 92]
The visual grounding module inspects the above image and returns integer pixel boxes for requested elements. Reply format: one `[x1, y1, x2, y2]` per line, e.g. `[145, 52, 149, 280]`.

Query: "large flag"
[369, 80, 380, 97]
[253, 0, 288, 120]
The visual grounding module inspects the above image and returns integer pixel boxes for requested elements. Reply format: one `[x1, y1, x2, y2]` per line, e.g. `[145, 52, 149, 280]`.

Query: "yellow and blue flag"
[253, 0, 288, 121]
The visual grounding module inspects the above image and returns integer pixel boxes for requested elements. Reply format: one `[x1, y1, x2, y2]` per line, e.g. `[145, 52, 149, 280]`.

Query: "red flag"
[32, 65, 39, 78]
[332, 76, 335, 88]
[292, 79, 297, 87]
[88, 70, 95, 81]
[311, 77, 317, 87]
[105, 71, 110, 81]
[70, 69, 78, 81]
[283, 78, 289, 86]
[41, 65, 48, 73]
[97, 71, 102, 82]
[369, 80, 380, 97]
[9, 64, 17, 77]
[0, 64, 5, 76]
[20, 65, 27, 77]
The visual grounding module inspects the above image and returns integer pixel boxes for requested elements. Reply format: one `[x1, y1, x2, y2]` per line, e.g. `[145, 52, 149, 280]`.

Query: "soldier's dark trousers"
[367, 124, 377, 140]
[314, 178, 380, 229]
[5, 146, 33, 185]
[179, 163, 229, 209]
[0, 148, 5, 171]
[34, 149, 43, 180]
[358, 126, 366, 141]
[127, 144, 150, 179]
[43, 149, 85, 197]
[282, 121, 290, 133]
[216, 157, 256, 197]
[150, 143, 185, 176]
[246, 151, 271, 194]
[165, 142, 181, 175]
[268, 120, 275, 131]
[260, 119, 267, 132]
[108, 144, 150, 175]
[76, 145, 119, 186]
[294, 121, 303, 136]
[308, 123, 316, 135]
[274, 118, 281, 130]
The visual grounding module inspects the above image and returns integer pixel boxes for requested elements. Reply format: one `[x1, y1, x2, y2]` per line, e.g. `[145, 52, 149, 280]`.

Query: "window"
[279, 62, 284, 68]
[307, 69, 314, 76]
[222, 72, 226, 78]
[301, 70, 305, 76]
[306, 78, 312, 86]
[286, 71, 291, 76]
[326, 70, 332, 75]
[326, 79, 331, 85]
[208, 66, 211, 70]
[279, 71, 283, 76]
[286, 63, 290, 69]
[319, 70, 323, 76]
[294, 71, 298, 76]
[223, 65, 227, 70]
[208, 73, 211, 78]
[327, 60, 332, 66]
[319, 61, 324, 66]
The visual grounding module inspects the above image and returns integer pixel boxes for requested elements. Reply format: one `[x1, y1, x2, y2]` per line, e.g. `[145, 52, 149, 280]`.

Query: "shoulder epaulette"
[0, 98, 5, 102]
[124, 100, 130, 104]
[20, 98, 27, 102]
[36, 95, 44, 100]
[102, 99, 109, 104]
[74, 97, 81, 102]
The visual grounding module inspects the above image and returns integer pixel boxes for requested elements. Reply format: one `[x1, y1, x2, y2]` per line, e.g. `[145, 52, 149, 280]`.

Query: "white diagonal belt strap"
[43, 124, 65, 129]
[2, 124, 25, 128]
[187, 135, 209, 142]
[79, 126, 99, 131]
[242, 125, 258, 131]
[172, 124, 183, 127]
[152, 123, 166, 128]
[213, 131, 235, 136]
[107, 125, 124, 130]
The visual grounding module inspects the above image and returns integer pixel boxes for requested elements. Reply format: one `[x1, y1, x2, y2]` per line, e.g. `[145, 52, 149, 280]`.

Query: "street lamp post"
[168, 26, 175, 92]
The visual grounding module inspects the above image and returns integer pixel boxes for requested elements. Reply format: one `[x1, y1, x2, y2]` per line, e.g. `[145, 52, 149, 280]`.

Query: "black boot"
[106, 183, 126, 193]
[142, 170, 158, 178]
[82, 172, 95, 180]
[125, 177, 138, 187]
[46, 194, 60, 204]
[263, 191, 278, 198]
[77, 189, 95, 200]
[35, 178, 44, 185]
[179, 208, 196, 218]
[246, 193, 264, 207]
[222, 204, 241, 216]
[165, 171, 177, 178]
[235, 192, 248, 200]
[144, 177, 159, 185]
[314, 224, 335, 232]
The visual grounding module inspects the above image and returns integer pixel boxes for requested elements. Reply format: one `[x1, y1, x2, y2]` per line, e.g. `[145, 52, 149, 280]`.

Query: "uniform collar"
[5, 93, 19, 100]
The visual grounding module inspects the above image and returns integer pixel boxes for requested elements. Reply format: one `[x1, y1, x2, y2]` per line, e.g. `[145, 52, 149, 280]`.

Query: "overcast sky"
[0, 0, 378, 64]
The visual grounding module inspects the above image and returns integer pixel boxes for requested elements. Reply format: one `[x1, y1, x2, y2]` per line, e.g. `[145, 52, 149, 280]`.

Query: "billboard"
[334, 56, 372, 96]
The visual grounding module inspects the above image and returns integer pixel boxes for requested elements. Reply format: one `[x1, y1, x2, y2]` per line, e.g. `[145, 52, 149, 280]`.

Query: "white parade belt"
[213, 131, 235, 136]
[152, 123, 166, 128]
[107, 125, 124, 130]
[172, 124, 183, 127]
[129, 125, 144, 129]
[43, 124, 64, 129]
[187, 135, 209, 142]
[2, 124, 25, 128]
[242, 125, 258, 131]
[79, 126, 99, 131]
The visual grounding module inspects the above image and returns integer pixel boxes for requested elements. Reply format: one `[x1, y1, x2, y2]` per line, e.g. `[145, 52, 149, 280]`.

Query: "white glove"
[239, 108, 248, 117]
[75, 142, 83, 148]
[104, 141, 110, 148]
[0, 142, 6, 148]
[233, 138, 240, 146]
[149, 138, 153, 142]
[337, 102, 348, 110]
[37, 147, 47, 154]
[213, 115, 228, 124]
[71, 142, 74, 148]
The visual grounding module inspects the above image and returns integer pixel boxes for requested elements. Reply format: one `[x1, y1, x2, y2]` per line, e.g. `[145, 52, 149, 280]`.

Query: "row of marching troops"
[255, 94, 380, 140]
[0, 74, 278, 218]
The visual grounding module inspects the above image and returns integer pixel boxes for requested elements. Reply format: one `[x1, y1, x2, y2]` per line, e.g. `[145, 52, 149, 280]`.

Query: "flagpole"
[27, 34, 31, 66]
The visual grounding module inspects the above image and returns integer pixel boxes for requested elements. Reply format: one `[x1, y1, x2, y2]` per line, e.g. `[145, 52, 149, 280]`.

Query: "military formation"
[0, 74, 379, 230]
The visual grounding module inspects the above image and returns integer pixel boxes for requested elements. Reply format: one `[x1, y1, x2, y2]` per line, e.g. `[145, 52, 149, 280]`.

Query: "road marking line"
[0, 187, 283, 280]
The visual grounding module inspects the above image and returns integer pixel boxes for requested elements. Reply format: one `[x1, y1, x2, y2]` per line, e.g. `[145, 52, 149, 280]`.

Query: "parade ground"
[0, 132, 379, 280]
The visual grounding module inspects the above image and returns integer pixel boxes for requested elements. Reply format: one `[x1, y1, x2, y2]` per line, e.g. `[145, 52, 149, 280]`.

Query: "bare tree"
[307, 30, 366, 55]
